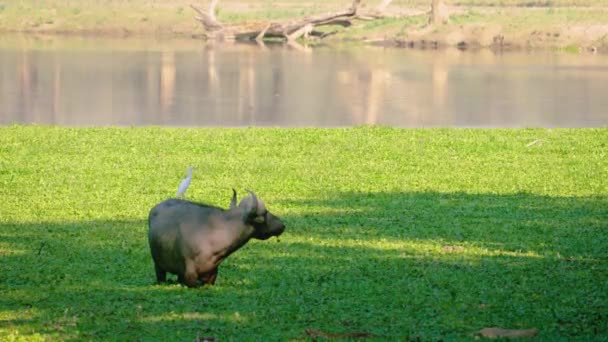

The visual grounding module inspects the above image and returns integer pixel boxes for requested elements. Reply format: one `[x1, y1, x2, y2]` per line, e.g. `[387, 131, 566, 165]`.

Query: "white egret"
[176, 166, 193, 198]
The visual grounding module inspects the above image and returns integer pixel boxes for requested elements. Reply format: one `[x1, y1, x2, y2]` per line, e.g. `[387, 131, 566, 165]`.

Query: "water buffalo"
[147, 189, 285, 287]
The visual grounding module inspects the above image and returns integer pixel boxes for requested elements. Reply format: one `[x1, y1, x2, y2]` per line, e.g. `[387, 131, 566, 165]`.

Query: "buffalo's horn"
[230, 188, 237, 209]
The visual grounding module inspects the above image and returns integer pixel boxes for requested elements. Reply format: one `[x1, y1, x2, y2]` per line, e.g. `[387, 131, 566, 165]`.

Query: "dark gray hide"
[147, 190, 285, 287]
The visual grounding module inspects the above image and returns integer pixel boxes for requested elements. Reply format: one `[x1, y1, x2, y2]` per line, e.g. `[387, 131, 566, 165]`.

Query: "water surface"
[1, 35, 607, 127]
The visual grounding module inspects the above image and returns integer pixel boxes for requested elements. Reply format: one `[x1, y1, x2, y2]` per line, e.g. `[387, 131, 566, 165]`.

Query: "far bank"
[1, 1, 607, 51]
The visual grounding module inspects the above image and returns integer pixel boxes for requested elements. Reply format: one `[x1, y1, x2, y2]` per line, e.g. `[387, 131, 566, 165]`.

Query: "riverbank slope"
[0, 1, 607, 51]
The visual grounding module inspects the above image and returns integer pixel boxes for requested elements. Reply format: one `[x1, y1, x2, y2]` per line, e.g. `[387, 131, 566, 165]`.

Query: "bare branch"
[208, 0, 219, 22]
[192, 0, 361, 42]
[190, 3, 223, 32]
[255, 23, 272, 43]
[286, 23, 314, 42]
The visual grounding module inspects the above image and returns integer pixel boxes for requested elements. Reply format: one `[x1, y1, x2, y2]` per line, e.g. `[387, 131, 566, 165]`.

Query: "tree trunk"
[429, 0, 449, 25]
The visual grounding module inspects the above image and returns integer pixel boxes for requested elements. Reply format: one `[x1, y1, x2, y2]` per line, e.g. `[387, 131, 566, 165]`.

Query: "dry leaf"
[526, 139, 544, 147]
[476, 327, 538, 339]
[442, 245, 464, 253]
[306, 328, 375, 339]
[195, 332, 216, 342]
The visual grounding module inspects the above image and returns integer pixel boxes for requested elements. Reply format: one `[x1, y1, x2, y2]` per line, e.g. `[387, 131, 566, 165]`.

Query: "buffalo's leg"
[154, 264, 167, 283]
[208, 267, 218, 285]
[199, 267, 218, 285]
[183, 261, 199, 288]
[183, 272, 198, 288]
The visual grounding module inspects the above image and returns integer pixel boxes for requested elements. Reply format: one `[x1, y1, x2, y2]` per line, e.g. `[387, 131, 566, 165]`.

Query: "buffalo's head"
[231, 189, 285, 240]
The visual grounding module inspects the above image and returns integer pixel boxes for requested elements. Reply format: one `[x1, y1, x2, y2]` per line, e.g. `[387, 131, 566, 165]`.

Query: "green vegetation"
[0, 0, 607, 50]
[0, 0, 608, 52]
[1, 126, 606, 340]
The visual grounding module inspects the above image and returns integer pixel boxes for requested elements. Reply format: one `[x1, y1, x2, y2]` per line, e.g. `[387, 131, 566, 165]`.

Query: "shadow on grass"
[283, 191, 608, 257]
[0, 191, 606, 339]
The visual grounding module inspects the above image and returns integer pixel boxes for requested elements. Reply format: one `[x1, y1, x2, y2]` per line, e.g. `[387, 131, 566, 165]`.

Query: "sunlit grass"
[0, 126, 607, 339]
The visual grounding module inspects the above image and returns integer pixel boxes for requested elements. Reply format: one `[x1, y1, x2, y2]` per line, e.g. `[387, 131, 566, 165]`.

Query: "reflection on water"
[1, 35, 607, 127]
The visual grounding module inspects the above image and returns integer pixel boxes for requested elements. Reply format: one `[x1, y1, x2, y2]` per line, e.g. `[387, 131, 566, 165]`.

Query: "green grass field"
[1, 126, 607, 340]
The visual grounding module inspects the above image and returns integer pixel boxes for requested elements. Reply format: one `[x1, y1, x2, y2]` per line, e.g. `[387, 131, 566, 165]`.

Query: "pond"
[1, 35, 607, 127]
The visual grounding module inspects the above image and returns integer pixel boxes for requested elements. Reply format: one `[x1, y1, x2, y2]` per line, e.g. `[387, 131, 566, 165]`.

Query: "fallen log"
[191, 0, 361, 42]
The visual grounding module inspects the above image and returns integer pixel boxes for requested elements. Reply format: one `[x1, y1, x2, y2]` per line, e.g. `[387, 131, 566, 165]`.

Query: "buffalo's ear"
[230, 188, 237, 209]
[238, 190, 266, 222]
